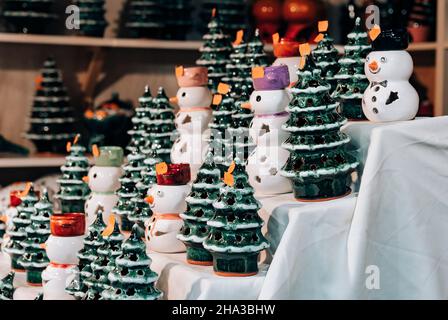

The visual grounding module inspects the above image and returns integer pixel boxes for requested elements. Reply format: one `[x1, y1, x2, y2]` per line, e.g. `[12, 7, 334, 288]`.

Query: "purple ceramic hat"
[252, 65, 290, 91]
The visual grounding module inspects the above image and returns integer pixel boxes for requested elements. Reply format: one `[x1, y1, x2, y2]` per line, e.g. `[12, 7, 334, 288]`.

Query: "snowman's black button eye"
[372, 96, 377, 102]
[182, 92, 186, 97]
[93, 174, 97, 179]
[381, 57, 387, 63]
[256, 96, 261, 102]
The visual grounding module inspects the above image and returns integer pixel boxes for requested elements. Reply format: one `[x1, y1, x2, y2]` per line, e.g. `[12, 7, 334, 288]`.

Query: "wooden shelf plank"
[0, 156, 93, 168]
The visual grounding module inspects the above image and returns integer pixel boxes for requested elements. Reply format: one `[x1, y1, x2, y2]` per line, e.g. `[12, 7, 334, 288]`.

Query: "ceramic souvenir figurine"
[56, 137, 90, 213]
[281, 44, 359, 201]
[0, 272, 15, 300]
[363, 28, 419, 122]
[145, 163, 191, 254]
[178, 152, 223, 266]
[84, 146, 124, 226]
[203, 160, 270, 277]
[272, 35, 301, 85]
[247, 65, 292, 196]
[42, 213, 85, 300]
[171, 66, 213, 180]
[252, 0, 282, 43]
[18, 191, 52, 286]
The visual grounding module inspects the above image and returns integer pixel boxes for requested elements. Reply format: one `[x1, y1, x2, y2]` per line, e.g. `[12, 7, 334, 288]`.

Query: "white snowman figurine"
[170, 66, 212, 180]
[145, 163, 191, 253]
[363, 28, 419, 122]
[247, 65, 293, 196]
[272, 34, 301, 85]
[42, 213, 85, 300]
[84, 146, 123, 227]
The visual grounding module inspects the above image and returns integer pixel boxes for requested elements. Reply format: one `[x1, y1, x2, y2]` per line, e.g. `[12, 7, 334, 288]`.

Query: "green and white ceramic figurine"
[204, 159, 269, 277]
[102, 224, 163, 300]
[178, 152, 223, 266]
[281, 45, 359, 201]
[0, 272, 15, 300]
[332, 17, 371, 120]
[74, 0, 108, 37]
[4, 184, 39, 271]
[56, 139, 90, 213]
[127, 86, 153, 155]
[18, 191, 52, 286]
[85, 146, 124, 226]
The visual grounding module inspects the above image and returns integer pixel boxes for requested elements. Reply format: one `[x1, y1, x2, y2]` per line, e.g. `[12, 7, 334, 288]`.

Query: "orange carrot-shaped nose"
[82, 176, 89, 184]
[170, 97, 179, 104]
[39, 243, 47, 250]
[241, 102, 252, 110]
[145, 195, 154, 205]
[369, 60, 379, 71]
[0, 215, 7, 223]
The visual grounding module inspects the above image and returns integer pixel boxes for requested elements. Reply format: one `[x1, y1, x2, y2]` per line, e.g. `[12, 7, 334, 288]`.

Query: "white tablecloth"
[259, 117, 448, 300]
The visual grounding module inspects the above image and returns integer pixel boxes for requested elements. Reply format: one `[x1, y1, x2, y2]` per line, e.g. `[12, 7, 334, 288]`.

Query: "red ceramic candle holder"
[50, 213, 86, 237]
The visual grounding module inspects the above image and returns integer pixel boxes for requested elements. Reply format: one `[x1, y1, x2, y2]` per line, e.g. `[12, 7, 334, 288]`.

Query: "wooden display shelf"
[0, 155, 93, 168]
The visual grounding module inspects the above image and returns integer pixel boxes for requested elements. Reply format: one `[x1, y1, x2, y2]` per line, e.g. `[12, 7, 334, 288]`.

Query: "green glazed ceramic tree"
[203, 159, 269, 276]
[102, 224, 163, 300]
[0, 272, 15, 300]
[209, 91, 236, 169]
[139, 148, 162, 194]
[66, 208, 106, 300]
[312, 29, 340, 91]
[127, 86, 153, 154]
[74, 0, 108, 37]
[4, 185, 39, 271]
[112, 152, 145, 232]
[18, 191, 52, 285]
[332, 17, 371, 120]
[84, 220, 125, 300]
[143, 87, 177, 163]
[281, 52, 359, 200]
[223, 33, 248, 99]
[56, 142, 90, 213]
[196, 11, 233, 93]
[178, 152, 223, 265]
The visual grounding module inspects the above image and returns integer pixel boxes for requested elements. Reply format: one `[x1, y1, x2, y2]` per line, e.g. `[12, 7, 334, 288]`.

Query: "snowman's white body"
[146, 184, 191, 253]
[247, 89, 292, 196]
[363, 50, 419, 122]
[171, 87, 212, 180]
[84, 166, 122, 226]
[42, 235, 84, 300]
[273, 57, 300, 84]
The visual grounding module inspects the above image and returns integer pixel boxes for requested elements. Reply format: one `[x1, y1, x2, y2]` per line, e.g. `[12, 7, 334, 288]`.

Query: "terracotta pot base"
[215, 271, 258, 278]
[12, 268, 25, 273]
[187, 259, 213, 267]
[296, 189, 352, 203]
[27, 282, 43, 287]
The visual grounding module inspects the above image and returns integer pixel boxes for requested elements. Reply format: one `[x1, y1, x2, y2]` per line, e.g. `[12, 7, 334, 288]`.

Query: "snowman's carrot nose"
[170, 97, 179, 104]
[369, 60, 379, 71]
[145, 195, 154, 205]
[39, 243, 46, 250]
[82, 176, 89, 184]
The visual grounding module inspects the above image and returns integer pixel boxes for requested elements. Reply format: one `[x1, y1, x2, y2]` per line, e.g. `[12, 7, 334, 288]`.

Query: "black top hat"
[372, 28, 409, 51]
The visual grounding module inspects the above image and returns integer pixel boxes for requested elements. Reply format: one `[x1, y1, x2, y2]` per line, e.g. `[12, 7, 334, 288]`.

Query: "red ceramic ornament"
[252, 0, 283, 43]
[50, 213, 86, 237]
[273, 37, 301, 58]
[10, 190, 22, 207]
[156, 164, 191, 186]
[282, 0, 324, 42]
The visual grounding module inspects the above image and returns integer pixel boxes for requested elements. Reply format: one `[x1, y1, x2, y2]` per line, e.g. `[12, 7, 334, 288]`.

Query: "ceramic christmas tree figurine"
[281, 44, 359, 201]
[2, 0, 57, 34]
[43, 213, 85, 300]
[171, 66, 212, 180]
[112, 152, 145, 232]
[128, 178, 153, 239]
[4, 184, 39, 271]
[145, 163, 191, 253]
[84, 146, 124, 226]
[0, 272, 15, 300]
[209, 84, 237, 169]
[18, 191, 52, 286]
[102, 224, 163, 300]
[56, 138, 90, 213]
[247, 65, 292, 196]
[222, 30, 248, 99]
[196, 9, 233, 93]
[127, 86, 153, 154]
[77, 209, 106, 271]
[204, 160, 269, 277]
[332, 17, 371, 120]
[272, 34, 301, 85]
[139, 148, 162, 194]
[178, 152, 223, 266]
[312, 21, 340, 92]
[25, 58, 77, 154]
[123, 0, 165, 38]
[74, 0, 108, 37]
[143, 87, 177, 163]
[164, 0, 193, 40]
[199, 1, 248, 36]
[363, 28, 419, 122]
[83, 218, 124, 300]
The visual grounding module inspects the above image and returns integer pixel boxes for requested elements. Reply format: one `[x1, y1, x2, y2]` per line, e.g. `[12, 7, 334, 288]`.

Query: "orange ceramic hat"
[273, 37, 301, 58]
[176, 66, 209, 88]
